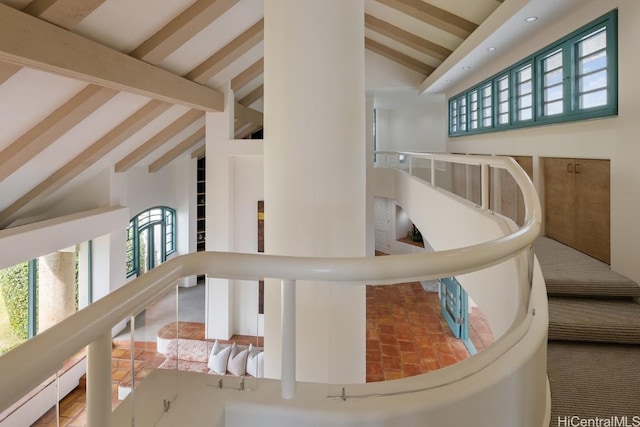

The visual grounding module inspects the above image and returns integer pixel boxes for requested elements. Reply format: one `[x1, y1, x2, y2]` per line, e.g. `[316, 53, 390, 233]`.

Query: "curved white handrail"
[0, 152, 542, 416]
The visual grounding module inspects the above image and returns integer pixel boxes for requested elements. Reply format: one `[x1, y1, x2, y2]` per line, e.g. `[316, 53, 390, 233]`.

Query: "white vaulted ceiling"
[0, 0, 581, 227]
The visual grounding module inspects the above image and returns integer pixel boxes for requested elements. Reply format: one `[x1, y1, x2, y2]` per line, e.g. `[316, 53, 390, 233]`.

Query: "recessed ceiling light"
[486, 47, 496, 51]
[525, 16, 538, 22]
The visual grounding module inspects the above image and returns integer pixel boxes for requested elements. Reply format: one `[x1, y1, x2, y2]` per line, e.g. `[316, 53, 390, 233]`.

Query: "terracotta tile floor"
[30, 323, 262, 426]
[30, 286, 494, 425]
[366, 281, 494, 382]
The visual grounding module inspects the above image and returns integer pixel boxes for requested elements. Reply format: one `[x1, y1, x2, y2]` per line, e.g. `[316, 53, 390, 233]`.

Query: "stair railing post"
[481, 163, 490, 210]
[281, 278, 296, 399]
[87, 332, 112, 427]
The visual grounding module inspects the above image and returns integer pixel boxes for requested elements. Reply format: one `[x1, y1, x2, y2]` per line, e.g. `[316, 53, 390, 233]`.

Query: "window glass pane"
[515, 63, 533, 121]
[459, 98, 467, 131]
[139, 228, 149, 275]
[544, 85, 563, 102]
[518, 94, 532, 109]
[579, 50, 607, 74]
[544, 69, 563, 87]
[580, 89, 607, 108]
[469, 90, 479, 129]
[579, 69, 607, 92]
[149, 208, 162, 222]
[543, 50, 563, 71]
[576, 27, 608, 110]
[153, 224, 163, 268]
[544, 100, 563, 116]
[138, 211, 150, 227]
[480, 84, 492, 128]
[579, 28, 606, 57]
[450, 100, 458, 133]
[0, 262, 30, 353]
[519, 107, 533, 121]
[498, 77, 508, 91]
[519, 80, 532, 95]
[495, 75, 509, 126]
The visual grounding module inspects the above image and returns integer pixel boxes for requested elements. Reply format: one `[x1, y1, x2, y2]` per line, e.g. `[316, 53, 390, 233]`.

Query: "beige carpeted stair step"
[533, 237, 640, 298]
[547, 341, 640, 421]
[548, 297, 640, 344]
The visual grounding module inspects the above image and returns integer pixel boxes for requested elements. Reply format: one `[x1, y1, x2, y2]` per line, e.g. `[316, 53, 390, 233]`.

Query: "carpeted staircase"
[533, 237, 640, 425]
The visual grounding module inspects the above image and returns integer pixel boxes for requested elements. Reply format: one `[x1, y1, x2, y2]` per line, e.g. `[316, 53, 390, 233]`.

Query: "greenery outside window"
[448, 9, 617, 136]
[0, 243, 93, 355]
[126, 207, 177, 278]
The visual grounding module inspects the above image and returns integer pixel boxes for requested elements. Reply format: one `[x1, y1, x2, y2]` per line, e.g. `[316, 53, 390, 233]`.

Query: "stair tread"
[534, 237, 640, 297]
[548, 297, 640, 344]
[547, 341, 640, 420]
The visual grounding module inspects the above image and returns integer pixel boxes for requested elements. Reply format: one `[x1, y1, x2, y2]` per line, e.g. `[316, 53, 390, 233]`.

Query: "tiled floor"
[366, 281, 494, 382]
[30, 284, 494, 425]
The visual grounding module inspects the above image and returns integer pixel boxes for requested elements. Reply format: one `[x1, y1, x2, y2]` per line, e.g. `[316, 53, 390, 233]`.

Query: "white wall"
[231, 156, 264, 336]
[122, 166, 177, 217]
[375, 97, 447, 154]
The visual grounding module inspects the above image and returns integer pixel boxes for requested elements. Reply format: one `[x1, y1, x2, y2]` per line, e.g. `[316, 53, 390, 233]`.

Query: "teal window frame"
[126, 206, 177, 278]
[448, 9, 617, 136]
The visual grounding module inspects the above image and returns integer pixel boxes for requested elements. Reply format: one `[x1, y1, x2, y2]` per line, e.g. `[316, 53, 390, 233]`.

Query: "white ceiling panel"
[159, 0, 264, 76]
[365, 30, 442, 69]
[73, 0, 195, 53]
[366, 0, 463, 51]
[0, 68, 86, 151]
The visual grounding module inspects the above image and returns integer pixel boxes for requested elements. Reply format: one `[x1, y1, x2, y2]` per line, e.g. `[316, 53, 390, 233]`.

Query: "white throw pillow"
[207, 340, 232, 374]
[246, 344, 264, 378]
[227, 345, 249, 376]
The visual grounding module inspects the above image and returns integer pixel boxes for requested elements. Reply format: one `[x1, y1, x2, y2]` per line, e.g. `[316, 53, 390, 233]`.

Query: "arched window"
[126, 207, 176, 278]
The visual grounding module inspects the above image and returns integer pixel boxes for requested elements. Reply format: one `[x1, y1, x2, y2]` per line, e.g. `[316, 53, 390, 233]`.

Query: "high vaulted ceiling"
[0, 0, 568, 228]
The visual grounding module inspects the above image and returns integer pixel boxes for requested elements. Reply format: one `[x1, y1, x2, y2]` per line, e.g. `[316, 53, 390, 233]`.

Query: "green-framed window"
[449, 9, 617, 136]
[126, 207, 177, 278]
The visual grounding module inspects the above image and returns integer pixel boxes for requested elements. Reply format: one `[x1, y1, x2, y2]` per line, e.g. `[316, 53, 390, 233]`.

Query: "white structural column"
[205, 85, 235, 340]
[38, 251, 76, 332]
[264, 0, 367, 384]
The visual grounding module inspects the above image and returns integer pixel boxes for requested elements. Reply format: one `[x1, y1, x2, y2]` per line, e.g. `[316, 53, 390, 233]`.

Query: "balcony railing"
[0, 152, 545, 426]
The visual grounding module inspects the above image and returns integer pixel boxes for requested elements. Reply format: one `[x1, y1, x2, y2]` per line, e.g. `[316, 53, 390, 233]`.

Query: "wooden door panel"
[574, 159, 610, 263]
[544, 157, 576, 247]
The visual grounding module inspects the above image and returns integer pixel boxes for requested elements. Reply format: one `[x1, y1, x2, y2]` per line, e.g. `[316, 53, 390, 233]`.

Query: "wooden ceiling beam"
[149, 126, 206, 172]
[365, 14, 451, 61]
[235, 122, 261, 140]
[0, 100, 171, 227]
[190, 145, 206, 159]
[375, 0, 477, 39]
[0, 62, 21, 85]
[231, 58, 263, 92]
[0, 85, 117, 183]
[115, 109, 203, 172]
[130, 0, 240, 64]
[185, 19, 263, 83]
[22, 0, 106, 30]
[365, 38, 434, 76]
[239, 84, 263, 107]
[0, 4, 224, 112]
[234, 102, 263, 125]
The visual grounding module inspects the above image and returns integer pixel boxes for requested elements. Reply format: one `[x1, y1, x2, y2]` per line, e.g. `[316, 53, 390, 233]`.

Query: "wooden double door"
[544, 158, 610, 263]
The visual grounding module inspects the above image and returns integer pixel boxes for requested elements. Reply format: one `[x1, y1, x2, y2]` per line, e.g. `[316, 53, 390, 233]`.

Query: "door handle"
[575, 163, 581, 174]
[567, 163, 574, 173]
